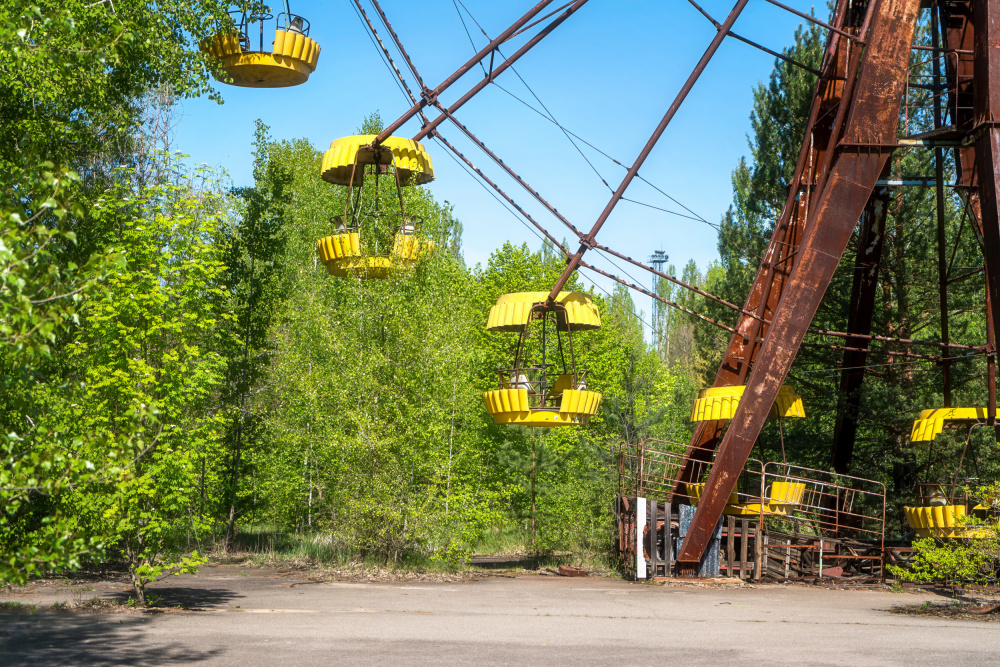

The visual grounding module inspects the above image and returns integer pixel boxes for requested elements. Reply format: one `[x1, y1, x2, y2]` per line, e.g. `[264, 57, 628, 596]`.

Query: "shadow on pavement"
[469, 555, 543, 570]
[0, 611, 223, 665]
[108, 585, 245, 610]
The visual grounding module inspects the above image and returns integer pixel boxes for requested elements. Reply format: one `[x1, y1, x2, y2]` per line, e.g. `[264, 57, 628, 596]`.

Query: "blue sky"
[175, 0, 816, 317]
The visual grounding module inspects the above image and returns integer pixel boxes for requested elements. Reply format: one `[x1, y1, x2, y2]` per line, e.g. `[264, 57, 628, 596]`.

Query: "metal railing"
[761, 463, 886, 544]
[617, 439, 886, 543]
[228, 10, 311, 53]
[497, 367, 587, 409]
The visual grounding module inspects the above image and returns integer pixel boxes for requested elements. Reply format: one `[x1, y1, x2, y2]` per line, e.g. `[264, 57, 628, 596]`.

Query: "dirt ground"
[2, 566, 999, 666]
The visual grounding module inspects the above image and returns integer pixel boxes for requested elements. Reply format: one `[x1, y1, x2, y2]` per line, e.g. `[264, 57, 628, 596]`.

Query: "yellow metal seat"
[685, 483, 740, 508]
[201, 25, 320, 88]
[317, 231, 362, 262]
[904, 504, 994, 539]
[486, 292, 600, 332]
[689, 384, 805, 422]
[392, 231, 432, 261]
[766, 481, 806, 513]
[686, 480, 805, 516]
[321, 135, 434, 187]
[909, 407, 990, 443]
[483, 387, 602, 427]
[549, 374, 574, 398]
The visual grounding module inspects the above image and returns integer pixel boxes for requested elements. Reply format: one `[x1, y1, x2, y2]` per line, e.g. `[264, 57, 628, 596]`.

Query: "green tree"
[51, 163, 233, 604]
[0, 0, 230, 172]
[0, 166, 122, 583]
[221, 120, 292, 547]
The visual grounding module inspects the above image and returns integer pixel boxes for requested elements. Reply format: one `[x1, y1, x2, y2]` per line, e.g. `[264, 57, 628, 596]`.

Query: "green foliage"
[1, 0, 236, 591]
[1, 161, 236, 601]
[889, 533, 1000, 586]
[246, 135, 488, 563]
[220, 120, 291, 544]
[0, 165, 119, 355]
[54, 164, 232, 603]
[0, 164, 123, 584]
[0, 0, 230, 169]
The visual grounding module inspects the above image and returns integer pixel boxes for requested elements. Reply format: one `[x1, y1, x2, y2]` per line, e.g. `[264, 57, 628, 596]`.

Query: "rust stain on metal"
[676, 0, 921, 569]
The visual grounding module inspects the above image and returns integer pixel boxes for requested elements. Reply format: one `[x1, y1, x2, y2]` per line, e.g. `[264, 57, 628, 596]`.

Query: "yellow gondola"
[904, 409, 999, 537]
[315, 135, 435, 279]
[902, 504, 997, 539]
[689, 384, 806, 422]
[909, 407, 991, 442]
[686, 480, 806, 516]
[201, 4, 320, 88]
[483, 292, 602, 428]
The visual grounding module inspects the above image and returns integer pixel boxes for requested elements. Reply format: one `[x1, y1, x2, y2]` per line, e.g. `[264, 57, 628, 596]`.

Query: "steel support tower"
[671, 0, 1000, 572]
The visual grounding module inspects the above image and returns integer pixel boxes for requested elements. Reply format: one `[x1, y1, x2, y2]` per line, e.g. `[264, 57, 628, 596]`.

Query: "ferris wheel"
[201, 0, 1000, 575]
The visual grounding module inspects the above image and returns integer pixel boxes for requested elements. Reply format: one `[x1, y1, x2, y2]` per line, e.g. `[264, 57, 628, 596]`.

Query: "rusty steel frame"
[427, 103, 585, 237]
[973, 0, 1000, 426]
[547, 0, 752, 302]
[668, 0, 871, 511]
[373, 0, 563, 145]
[364, 0, 982, 357]
[373, 0, 591, 147]
[937, 0, 993, 414]
[675, 0, 921, 571]
[765, 0, 868, 43]
[829, 188, 890, 474]
[685, 0, 823, 77]
[412, 0, 591, 143]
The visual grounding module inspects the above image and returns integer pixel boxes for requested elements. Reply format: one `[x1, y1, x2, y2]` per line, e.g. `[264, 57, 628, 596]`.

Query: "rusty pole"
[412, 0, 591, 142]
[426, 105, 584, 237]
[973, 0, 1000, 423]
[368, 0, 429, 90]
[830, 189, 890, 474]
[373, 0, 560, 145]
[433, 132, 572, 254]
[546, 0, 751, 302]
[676, 0, 921, 571]
[988, 292, 998, 422]
[353, 0, 426, 118]
[939, 0, 995, 417]
[932, 3, 953, 406]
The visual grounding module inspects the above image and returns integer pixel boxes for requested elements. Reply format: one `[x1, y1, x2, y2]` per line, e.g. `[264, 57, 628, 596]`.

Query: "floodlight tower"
[648, 250, 669, 360]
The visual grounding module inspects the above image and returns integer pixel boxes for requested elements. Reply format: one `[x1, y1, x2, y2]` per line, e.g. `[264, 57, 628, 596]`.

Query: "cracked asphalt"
[1, 567, 997, 666]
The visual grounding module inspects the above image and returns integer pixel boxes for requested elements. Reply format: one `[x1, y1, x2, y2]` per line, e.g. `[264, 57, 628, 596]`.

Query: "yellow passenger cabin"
[315, 135, 436, 280]
[483, 292, 602, 428]
[201, 6, 320, 88]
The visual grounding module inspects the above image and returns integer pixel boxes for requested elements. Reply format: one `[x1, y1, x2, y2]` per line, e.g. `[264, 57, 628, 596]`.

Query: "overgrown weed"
[211, 524, 614, 575]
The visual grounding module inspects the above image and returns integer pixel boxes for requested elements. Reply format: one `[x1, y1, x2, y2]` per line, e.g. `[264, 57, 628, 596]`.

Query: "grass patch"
[220, 527, 437, 570]
[0, 601, 38, 612]
[890, 601, 1000, 621]
[213, 524, 613, 576]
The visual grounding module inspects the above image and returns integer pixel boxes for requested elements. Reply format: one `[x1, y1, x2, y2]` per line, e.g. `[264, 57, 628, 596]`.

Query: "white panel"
[636, 497, 646, 579]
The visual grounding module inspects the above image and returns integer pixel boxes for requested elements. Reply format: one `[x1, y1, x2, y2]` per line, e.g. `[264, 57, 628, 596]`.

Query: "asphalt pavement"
[1, 567, 997, 666]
